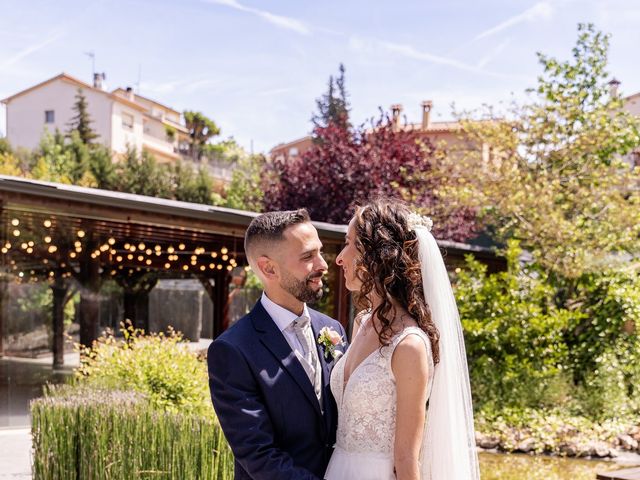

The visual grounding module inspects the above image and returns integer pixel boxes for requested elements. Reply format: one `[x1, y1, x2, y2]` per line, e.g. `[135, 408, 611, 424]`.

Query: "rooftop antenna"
[84, 51, 95, 78]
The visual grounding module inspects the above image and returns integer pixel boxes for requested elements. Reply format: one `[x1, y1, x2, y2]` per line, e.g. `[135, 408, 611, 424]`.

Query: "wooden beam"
[596, 468, 640, 480]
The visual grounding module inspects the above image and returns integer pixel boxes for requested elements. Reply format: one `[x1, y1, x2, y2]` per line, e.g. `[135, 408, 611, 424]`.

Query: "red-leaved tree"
[263, 115, 479, 242]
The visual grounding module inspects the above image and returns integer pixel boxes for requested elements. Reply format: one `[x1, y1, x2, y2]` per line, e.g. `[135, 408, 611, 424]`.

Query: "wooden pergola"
[0, 175, 504, 368]
[0, 175, 349, 365]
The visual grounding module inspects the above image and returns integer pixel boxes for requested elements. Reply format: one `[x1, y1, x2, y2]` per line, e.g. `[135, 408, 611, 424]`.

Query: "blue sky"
[1, 0, 639, 154]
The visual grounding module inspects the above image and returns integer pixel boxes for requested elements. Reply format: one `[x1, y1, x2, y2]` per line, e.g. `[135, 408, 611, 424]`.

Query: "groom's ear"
[256, 255, 278, 280]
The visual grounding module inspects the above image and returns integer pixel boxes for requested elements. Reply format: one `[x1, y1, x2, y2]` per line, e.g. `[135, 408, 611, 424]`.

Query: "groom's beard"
[280, 271, 324, 304]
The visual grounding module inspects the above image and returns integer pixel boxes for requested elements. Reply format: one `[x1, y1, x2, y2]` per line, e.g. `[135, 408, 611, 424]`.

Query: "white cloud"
[203, 0, 310, 35]
[476, 38, 511, 69]
[0, 32, 64, 69]
[349, 35, 526, 80]
[473, 1, 554, 41]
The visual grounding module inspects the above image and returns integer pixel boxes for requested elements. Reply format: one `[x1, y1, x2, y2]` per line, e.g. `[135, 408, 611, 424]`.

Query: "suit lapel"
[250, 301, 322, 417]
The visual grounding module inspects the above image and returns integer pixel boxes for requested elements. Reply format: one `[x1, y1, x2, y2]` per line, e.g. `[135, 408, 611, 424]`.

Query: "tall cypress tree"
[67, 88, 99, 144]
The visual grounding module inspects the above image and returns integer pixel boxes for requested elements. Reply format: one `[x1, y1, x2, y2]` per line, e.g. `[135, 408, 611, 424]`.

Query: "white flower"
[407, 212, 433, 232]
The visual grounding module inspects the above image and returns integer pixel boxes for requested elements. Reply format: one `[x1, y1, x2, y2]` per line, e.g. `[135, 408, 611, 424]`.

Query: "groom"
[208, 209, 348, 479]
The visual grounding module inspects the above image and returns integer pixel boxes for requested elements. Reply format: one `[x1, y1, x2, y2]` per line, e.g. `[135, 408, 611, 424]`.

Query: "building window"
[122, 112, 134, 131]
[289, 147, 299, 157]
[44, 110, 54, 124]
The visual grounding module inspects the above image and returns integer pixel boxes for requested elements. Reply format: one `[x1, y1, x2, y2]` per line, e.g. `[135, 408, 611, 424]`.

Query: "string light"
[182, 265, 188, 270]
[11, 218, 19, 226]
[137, 255, 144, 262]
[145, 259, 152, 265]
[108, 238, 115, 245]
[209, 263, 215, 269]
[124, 243, 131, 250]
[222, 254, 229, 261]
[21, 243, 27, 249]
[28, 241, 34, 247]
[216, 264, 223, 270]
[226, 265, 233, 271]
[167, 246, 175, 254]
[145, 249, 152, 255]
[44, 236, 52, 243]
[27, 247, 33, 254]
[70, 252, 77, 258]
[116, 256, 123, 262]
[221, 247, 228, 254]
[127, 254, 133, 260]
[154, 245, 161, 252]
[211, 252, 218, 258]
[164, 263, 171, 269]
[13, 229, 20, 237]
[129, 245, 137, 252]
[43, 220, 52, 228]
[178, 243, 185, 250]
[138, 243, 145, 250]
[77, 230, 85, 238]
[200, 265, 206, 271]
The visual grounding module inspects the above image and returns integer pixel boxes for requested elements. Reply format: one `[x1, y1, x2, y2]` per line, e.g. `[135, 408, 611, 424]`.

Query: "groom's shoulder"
[309, 307, 343, 330]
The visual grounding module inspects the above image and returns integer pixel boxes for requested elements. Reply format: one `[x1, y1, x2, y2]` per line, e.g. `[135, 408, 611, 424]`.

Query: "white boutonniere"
[317, 327, 345, 361]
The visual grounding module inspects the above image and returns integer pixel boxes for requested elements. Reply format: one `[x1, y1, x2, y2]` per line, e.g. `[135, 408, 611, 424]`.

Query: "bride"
[325, 198, 480, 480]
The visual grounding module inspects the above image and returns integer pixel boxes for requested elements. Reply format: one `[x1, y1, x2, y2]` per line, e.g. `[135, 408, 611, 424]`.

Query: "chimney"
[608, 77, 621, 97]
[391, 104, 403, 130]
[421, 100, 433, 129]
[125, 86, 135, 101]
[93, 72, 106, 90]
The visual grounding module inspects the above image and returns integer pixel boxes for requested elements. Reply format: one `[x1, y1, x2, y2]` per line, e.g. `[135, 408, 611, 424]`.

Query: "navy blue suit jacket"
[208, 300, 348, 480]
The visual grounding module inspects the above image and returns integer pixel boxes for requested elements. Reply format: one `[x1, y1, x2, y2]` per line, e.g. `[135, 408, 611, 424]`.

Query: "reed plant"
[31, 386, 234, 480]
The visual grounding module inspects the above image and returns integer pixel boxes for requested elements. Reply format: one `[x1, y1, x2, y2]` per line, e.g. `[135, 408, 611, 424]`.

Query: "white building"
[1, 72, 189, 163]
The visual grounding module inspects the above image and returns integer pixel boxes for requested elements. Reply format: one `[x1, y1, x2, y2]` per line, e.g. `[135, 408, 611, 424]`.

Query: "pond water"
[479, 452, 640, 480]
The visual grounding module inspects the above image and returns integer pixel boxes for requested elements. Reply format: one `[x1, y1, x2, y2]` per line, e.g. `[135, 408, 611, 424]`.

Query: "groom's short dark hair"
[244, 209, 311, 260]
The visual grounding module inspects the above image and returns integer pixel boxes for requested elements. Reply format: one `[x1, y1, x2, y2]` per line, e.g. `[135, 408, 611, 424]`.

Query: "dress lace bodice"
[330, 321, 434, 455]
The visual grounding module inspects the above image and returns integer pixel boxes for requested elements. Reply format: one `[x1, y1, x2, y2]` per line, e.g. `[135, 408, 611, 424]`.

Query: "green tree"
[439, 23, 640, 278]
[114, 148, 172, 198]
[172, 160, 214, 204]
[183, 111, 220, 161]
[67, 88, 99, 144]
[312, 63, 350, 131]
[222, 153, 266, 211]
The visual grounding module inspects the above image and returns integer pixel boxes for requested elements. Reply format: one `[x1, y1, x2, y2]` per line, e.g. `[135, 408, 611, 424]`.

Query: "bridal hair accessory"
[407, 212, 433, 232]
[317, 327, 345, 360]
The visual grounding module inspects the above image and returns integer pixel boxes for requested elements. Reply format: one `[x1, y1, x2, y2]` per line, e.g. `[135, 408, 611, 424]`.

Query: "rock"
[618, 434, 639, 451]
[593, 442, 611, 458]
[629, 426, 640, 443]
[516, 438, 537, 453]
[476, 432, 500, 449]
[609, 448, 620, 458]
[559, 442, 578, 457]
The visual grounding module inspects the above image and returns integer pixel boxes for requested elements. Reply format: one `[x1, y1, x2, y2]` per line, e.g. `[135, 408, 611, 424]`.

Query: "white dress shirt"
[260, 292, 322, 403]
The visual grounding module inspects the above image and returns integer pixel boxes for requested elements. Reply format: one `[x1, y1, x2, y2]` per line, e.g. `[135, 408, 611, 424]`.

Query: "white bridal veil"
[415, 227, 481, 480]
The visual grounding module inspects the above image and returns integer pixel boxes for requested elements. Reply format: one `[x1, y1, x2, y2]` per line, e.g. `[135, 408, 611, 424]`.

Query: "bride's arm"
[391, 335, 430, 480]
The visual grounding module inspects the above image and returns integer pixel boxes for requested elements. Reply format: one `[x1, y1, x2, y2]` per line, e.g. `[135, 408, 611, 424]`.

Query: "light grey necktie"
[292, 315, 322, 404]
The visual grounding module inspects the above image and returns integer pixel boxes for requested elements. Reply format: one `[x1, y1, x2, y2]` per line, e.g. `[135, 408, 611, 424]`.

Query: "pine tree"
[312, 63, 350, 131]
[67, 88, 99, 144]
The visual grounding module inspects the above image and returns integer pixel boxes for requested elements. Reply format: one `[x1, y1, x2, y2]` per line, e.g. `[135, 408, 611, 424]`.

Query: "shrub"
[456, 241, 578, 411]
[31, 385, 233, 480]
[75, 323, 213, 418]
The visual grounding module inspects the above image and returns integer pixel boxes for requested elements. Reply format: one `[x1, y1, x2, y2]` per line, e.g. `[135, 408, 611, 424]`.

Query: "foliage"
[112, 147, 173, 197]
[264, 115, 477, 240]
[0, 150, 23, 176]
[17, 283, 76, 332]
[312, 63, 350, 130]
[220, 153, 266, 211]
[67, 88, 99, 144]
[172, 160, 214, 204]
[457, 242, 640, 419]
[75, 322, 212, 417]
[438, 23, 640, 277]
[184, 110, 221, 160]
[31, 385, 233, 480]
[457, 242, 577, 410]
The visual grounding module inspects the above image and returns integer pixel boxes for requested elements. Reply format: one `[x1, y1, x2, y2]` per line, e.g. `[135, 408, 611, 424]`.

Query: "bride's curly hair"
[353, 198, 440, 364]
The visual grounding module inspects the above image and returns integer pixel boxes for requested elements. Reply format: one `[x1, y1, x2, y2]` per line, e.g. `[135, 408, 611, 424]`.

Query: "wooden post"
[51, 274, 68, 368]
[79, 235, 101, 347]
[212, 269, 230, 339]
[0, 274, 6, 358]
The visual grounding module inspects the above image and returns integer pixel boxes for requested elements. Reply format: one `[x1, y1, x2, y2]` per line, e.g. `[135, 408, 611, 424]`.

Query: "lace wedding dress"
[324, 321, 434, 480]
